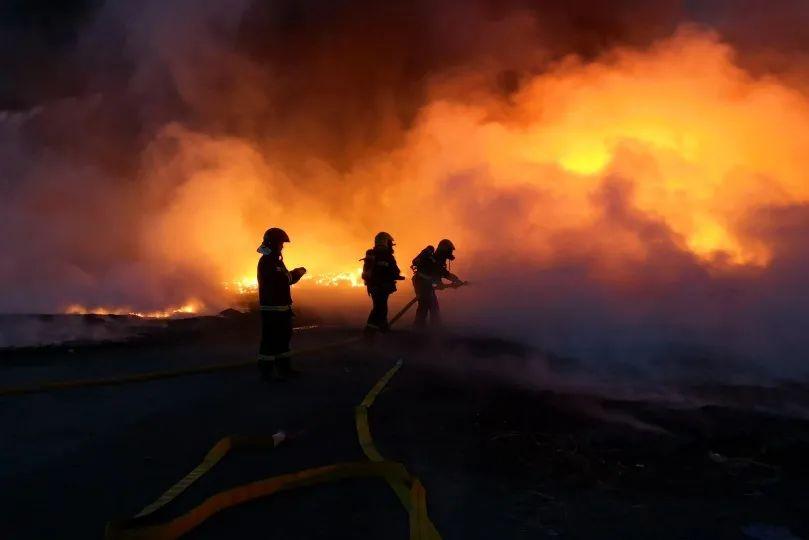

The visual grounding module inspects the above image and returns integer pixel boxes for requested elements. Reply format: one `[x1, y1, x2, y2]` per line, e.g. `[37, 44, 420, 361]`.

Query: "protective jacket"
[411, 246, 457, 285]
[258, 252, 303, 308]
[362, 247, 403, 293]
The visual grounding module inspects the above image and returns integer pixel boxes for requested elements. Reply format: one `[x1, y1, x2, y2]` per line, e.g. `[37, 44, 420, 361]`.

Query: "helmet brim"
[264, 228, 291, 244]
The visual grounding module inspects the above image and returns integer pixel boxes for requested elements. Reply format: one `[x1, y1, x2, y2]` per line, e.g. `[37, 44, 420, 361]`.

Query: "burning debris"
[64, 301, 203, 319]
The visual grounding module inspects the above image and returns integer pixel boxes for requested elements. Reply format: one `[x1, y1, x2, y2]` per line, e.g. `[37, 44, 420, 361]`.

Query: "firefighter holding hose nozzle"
[411, 239, 466, 327]
[257, 227, 306, 381]
[362, 231, 405, 336]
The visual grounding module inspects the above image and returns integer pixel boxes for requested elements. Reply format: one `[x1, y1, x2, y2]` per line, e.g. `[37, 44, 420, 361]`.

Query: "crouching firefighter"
[411, 239, 465, 327]
[257, 227, 306, 380]
[362, 231, 405, 336]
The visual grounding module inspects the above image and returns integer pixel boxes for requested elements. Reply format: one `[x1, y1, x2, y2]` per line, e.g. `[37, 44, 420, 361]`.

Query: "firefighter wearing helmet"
[361, 231, 405, 335]
[256, 227, 307, 380]
[411, 239, 465, 327]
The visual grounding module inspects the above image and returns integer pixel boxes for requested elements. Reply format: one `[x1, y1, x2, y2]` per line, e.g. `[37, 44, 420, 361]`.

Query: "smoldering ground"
[2, 0, 809, 386]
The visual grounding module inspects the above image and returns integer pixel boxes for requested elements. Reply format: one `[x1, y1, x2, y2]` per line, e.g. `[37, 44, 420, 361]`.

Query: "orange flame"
[65, 300, 203, 318]
[70, 27, 809, 314]
[224, 268, 364, 295]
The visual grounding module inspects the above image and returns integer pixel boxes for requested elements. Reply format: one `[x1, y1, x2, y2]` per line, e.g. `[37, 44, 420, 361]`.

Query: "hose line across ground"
[105, 357, 443, 540]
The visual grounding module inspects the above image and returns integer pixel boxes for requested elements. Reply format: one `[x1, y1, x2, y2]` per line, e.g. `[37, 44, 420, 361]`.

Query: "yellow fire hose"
[355, 360, 442, 539]
[0, 288, 465, 536]
[105, 358, 442, 539]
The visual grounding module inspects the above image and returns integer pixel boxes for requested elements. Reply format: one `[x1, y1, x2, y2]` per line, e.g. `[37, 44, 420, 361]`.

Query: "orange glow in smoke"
[67, 28, 809, 315]
[391, 27, 809, 268]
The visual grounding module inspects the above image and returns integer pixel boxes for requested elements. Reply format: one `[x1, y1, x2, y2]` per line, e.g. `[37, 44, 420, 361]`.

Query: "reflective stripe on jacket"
[259, 305, 292, 312]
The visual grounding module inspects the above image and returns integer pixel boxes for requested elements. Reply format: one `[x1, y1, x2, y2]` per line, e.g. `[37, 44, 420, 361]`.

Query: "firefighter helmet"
[436, 238, 456, 260]
[374, 231, 394, 248]
[263, 227, 291, 245]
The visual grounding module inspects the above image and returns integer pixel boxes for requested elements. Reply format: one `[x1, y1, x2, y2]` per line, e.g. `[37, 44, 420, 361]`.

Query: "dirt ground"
[1, 312, 808, 539]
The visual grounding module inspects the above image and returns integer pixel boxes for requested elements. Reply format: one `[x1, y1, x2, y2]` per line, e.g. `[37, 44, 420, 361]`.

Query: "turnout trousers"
[413, 277, 440, 327]
[259, 309, 293, 377]
[365, 287, 391, 333]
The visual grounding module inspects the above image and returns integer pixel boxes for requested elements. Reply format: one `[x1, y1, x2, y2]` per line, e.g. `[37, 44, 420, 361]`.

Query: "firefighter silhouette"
[361, 232, 405, 335]
[257, 228, 306, 380]
[411, 239, 465, 327]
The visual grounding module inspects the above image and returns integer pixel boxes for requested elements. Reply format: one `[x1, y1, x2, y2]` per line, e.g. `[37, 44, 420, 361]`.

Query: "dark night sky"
[3, 0, 809, 110]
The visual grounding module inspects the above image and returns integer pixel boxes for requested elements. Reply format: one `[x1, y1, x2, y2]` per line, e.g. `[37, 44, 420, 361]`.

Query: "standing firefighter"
[411, 239, 465, 327]
[362, 231, 405, 335]
[257, 227, 307, 380]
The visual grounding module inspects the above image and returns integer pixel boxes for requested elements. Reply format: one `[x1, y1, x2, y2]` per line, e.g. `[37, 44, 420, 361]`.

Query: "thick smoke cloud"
[2, 1, 809, 381]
